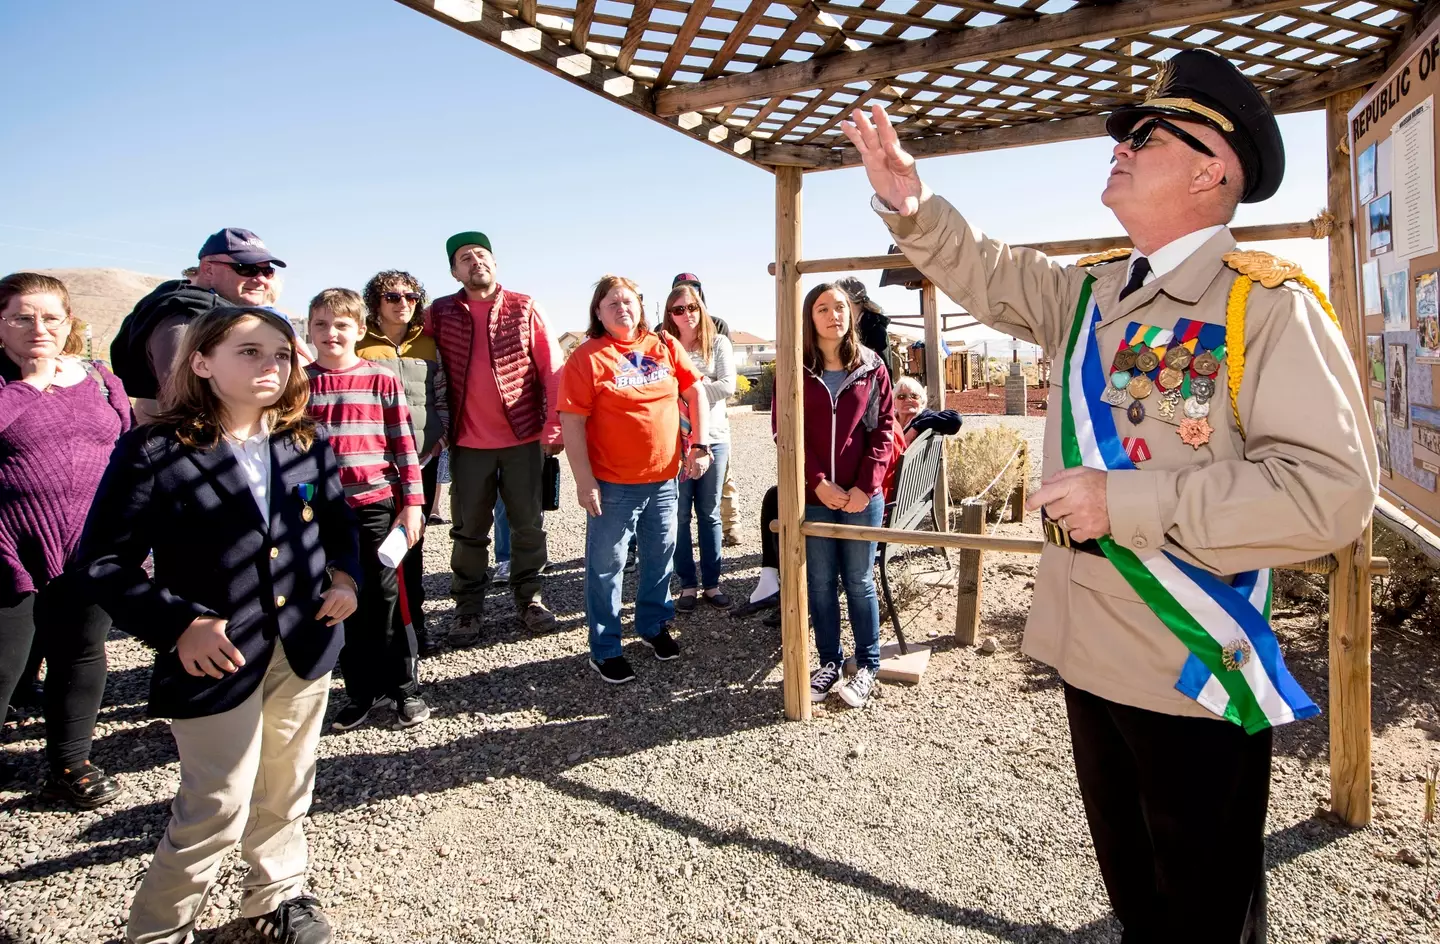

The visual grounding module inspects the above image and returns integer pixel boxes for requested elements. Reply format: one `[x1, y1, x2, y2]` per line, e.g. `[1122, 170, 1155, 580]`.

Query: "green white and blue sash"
[1059, 277, 1318, 733]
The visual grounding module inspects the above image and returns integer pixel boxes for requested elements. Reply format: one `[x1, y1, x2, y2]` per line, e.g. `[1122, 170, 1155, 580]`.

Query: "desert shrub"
[748, 363, 776, 410]
[946, 426, 1029, 521]
[731, 374, 752, 402]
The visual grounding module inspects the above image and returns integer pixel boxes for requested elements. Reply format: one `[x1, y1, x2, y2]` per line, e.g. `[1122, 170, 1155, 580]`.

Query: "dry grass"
[946, 425, 1029, 520]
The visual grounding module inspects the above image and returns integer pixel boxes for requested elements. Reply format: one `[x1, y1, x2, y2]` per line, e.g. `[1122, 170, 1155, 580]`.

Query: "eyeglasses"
[1, 313, 68, 331]
[382, 292, 422, 305]
[1122, 118, 1216, 158]
[896, 393, 921, 401]
[218, 261, 277, 279]
[668, 303, 700, 317]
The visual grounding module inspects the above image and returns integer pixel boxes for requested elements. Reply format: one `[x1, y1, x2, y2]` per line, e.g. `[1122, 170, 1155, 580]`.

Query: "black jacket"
[110, 280, 226, 399]
[74, 425, 362, 719]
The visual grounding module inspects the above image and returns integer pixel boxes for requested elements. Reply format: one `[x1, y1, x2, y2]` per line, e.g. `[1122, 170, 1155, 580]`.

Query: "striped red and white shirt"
[305, 360, 424, 509]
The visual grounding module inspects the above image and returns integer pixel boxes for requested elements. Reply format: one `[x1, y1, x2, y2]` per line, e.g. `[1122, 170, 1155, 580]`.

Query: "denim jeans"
[494, 496, 511, 564]
[804, 494, 884, 672]
[585, 479, 678, 661]
[674, 442, 729, 590]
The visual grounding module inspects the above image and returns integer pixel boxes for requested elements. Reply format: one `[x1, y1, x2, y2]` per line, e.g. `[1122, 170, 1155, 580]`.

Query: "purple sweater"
[0, 360, 131, 599]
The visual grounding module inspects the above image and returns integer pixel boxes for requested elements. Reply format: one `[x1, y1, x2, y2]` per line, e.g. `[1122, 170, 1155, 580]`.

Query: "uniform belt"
[1041, 513, 1104, 557]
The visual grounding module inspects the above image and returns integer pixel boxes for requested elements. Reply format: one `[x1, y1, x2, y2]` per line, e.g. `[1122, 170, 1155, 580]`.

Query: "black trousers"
[1064, 683, 1271, 944]
[399, 459, 439, 635]
[339, 499, 419, 705]
[0, 572, 112, 770]
[761, 486, 779, 571]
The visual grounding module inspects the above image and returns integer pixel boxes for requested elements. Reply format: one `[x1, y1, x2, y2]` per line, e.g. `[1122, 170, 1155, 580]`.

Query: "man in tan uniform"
[844, 49, 1377, 941]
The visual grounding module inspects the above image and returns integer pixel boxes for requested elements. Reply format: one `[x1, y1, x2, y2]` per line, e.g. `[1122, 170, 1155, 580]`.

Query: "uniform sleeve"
[1106, 283, 1379, 571]
[557, 348, 595, 416]
[73, 432, 217, 650]
[380, 374, 425, 507]
[877, 193, 1089, 356]
[529, 302, 564, 446]
[702, 335, 736, 405]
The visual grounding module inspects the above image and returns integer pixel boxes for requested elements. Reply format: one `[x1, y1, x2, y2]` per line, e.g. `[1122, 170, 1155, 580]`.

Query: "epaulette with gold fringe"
[1076, 248, 1132, 267]
[1221, 250, 1340, 439]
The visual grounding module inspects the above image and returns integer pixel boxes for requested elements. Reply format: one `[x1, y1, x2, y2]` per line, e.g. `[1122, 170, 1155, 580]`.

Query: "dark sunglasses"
[382, 292, 422, 304]
[219, 261, 277, 278]
[668, 303, 700, 317]
[1122, 117, 1216, 158]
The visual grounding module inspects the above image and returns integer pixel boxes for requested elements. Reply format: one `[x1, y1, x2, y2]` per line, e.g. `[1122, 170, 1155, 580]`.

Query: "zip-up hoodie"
[774, 346, 895, 505]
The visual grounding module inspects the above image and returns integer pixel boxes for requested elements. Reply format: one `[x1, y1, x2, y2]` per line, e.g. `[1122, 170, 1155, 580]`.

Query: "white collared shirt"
[1127, 224, 1227, 285]
[224, 419, 272, 520]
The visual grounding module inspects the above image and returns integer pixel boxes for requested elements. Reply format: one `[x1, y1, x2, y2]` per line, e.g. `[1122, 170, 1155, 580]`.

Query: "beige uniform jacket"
[882, 194, 1378, 718]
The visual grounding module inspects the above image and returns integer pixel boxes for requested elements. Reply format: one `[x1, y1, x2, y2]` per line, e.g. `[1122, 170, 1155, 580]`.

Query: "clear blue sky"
[0, 0, 1333, 348]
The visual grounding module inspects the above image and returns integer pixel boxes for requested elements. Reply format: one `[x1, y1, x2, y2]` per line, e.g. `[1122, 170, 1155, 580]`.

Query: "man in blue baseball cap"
[112, 228, 288, 422]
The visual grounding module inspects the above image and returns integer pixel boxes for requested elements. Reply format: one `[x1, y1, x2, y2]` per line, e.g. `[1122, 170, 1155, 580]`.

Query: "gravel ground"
[2, 408, 1438, 943]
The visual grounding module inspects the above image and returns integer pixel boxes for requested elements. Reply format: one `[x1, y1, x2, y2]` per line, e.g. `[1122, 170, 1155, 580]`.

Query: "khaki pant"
[720, 459, 739, 538]
[127, 645, 330, 944]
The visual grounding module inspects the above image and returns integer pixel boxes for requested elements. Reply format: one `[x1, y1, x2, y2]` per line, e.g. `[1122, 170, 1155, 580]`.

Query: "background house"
[729, 330, 774, 369]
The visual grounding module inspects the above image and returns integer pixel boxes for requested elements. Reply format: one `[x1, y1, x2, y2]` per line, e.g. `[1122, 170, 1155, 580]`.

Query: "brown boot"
[520, 602, 557, 633]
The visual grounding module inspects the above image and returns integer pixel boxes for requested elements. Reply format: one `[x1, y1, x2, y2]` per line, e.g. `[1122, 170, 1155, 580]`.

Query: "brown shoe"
[449, 613, 483, 648]
[722, 532, 741, 548]
[520, 602, 557, 632]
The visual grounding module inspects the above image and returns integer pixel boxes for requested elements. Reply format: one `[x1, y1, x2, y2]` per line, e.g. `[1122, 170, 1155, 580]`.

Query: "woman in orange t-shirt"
[557, 276, 709, 685]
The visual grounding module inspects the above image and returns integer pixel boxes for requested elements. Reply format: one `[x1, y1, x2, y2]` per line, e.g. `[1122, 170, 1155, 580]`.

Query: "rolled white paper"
[377, 525, 409, 568]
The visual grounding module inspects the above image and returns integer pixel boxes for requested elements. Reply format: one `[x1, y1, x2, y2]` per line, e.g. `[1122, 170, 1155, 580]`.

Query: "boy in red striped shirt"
[305, 288, 429, 732]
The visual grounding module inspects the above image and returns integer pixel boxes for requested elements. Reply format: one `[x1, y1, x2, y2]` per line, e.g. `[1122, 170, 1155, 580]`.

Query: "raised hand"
[839, 103, 926, 217]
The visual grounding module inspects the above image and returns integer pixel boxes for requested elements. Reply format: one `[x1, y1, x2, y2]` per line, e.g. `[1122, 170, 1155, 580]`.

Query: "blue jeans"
[585, 479, 678, 661]
[674, 443, 729, 590]
[494, 496, 510, 564]
[805, 494, 884, 672]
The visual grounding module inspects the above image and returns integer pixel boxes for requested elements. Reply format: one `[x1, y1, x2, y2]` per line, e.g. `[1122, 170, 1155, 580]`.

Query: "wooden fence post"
[955, 498, 986, 645]
[923, 280, 950, 531]
[1009, 443, 1028, 523]
[1329, 523, 1374, 826]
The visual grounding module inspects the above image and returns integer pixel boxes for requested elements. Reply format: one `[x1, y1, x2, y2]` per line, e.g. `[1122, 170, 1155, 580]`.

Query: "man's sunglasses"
[668, 303, 701, 317]
[1122, 117, 1216, 158]
[218, 261, 277, 278]
[382, 292, 422, 305]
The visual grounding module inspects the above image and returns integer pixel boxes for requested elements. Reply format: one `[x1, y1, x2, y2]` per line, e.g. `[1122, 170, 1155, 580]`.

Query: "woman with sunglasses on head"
[661, 283, 736, 612]
[0, 273, 131, 808]
[358, 271, 449, 657]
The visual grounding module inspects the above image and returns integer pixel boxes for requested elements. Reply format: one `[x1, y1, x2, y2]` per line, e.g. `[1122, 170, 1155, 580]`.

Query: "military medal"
[1103, 385, 1130, 407]
[1183, 396, 1210, 419]
[1192, 376, 1216, 401]
[1193, 351, 1221, 376]
[1157, 388, 1181, 419]
[1178, 417, 1213, 448]
[1127, 400, 1146, 424]
[1157, 366, 1184, 390]
[1163, 345, 1193, 370]
[1135, 350, 1160, 373]
[1126, 375, 1153, 400]
[1110, 370, 1132, 389]
[1122, 437, 1151, 462]
[297, 483, 316, 522]
[1221, 638, 1253, 672]
[1113, 348, 1138, 372]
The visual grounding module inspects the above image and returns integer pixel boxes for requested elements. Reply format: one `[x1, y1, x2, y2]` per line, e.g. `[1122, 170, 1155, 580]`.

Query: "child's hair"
[308, 287, 367, 326]
[156, 306, 315, 450]
[802, 281, 862, 374]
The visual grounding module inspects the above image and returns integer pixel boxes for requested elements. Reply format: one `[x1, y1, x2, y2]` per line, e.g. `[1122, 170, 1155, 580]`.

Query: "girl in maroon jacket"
[790, 282, 894, 708]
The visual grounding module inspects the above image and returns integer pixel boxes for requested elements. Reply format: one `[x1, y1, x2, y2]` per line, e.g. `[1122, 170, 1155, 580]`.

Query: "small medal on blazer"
[297, 483, 316, 522]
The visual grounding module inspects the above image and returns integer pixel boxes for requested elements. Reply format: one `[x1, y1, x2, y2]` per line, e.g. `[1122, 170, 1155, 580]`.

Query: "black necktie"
[1119, 256, 1152, 301]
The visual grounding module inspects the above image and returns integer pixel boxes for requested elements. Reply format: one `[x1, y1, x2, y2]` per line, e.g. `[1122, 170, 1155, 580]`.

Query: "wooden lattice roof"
[394, 0, 1430, 171]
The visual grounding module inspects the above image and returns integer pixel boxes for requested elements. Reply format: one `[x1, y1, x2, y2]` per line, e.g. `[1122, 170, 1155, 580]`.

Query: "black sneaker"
[330, 697, 387, 732]
[395, 695, 431, 729]
[249, 895, 333, 944]
[42, 761, 123, 810]
[449, 613, 482, 649]
[810, 663, 843, 703]
[589, 656, 637, 685]
[641, 626, 680, 661]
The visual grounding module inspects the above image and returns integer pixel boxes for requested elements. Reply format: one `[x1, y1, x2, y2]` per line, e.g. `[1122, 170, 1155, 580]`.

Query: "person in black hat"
[111, 227, 287, 422]
[842, 48, 1375, 941]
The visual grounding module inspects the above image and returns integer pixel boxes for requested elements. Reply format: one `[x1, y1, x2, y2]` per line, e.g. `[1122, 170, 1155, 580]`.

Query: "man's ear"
[1191, 158, 1229, 195]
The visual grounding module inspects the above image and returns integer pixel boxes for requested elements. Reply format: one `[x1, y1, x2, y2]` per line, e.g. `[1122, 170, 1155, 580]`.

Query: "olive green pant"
[449, 442, 547, 615]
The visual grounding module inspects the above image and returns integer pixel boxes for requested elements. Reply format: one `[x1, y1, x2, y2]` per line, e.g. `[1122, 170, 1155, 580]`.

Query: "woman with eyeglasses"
[661, 283, 736, 612]
[358, 271, 449, 656]
[0, 272, 130, 808]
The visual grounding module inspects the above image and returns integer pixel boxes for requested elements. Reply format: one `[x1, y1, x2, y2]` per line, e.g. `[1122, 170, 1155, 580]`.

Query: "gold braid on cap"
[1221, 250, 1341, 440]
[1143, 60, 1234, 133]
[1147, 61, 1175, 100]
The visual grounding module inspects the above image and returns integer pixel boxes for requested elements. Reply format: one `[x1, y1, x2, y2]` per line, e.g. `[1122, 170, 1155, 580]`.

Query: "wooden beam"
[571, 0, 595, 51]
[703, 0, 770, 80]
[518, 0, 536, 24]
[775, 165, 810, 722]
[653, 0, 714, 90]
[1327, 88, 1366, 372]
[1268, 50, 1390, 113]
[954, 499, 985, 645]
[618, 0, 655, 74]
[656, 0, 1303, 116]
[922, 281, 950, 530]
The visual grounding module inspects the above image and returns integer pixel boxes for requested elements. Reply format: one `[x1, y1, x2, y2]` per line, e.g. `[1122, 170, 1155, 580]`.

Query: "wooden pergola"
[395, 0, 1435, 827]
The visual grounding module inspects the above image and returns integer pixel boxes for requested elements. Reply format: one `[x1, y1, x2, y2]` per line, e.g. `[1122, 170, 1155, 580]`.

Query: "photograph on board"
[1359, 142, 1378, 204]
[1370, 192, 1394, 255]
[1383, 269, 1411, 332]
[1374, 400, 1391, 476]
[1416, 269, 1440, 361]
[1389, 342, 1409, 430]
[1367, 334, 1386, 385]
[1364, 259, 1383, 315]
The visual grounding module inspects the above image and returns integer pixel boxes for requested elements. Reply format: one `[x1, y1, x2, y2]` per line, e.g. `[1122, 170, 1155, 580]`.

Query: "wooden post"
[1325, 87, 1372, 825]
[1009, 442, 1028, 523]
[954, 498, 985, 645]
[774, 165, 811, 721]
[923, 280, 950, 530]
